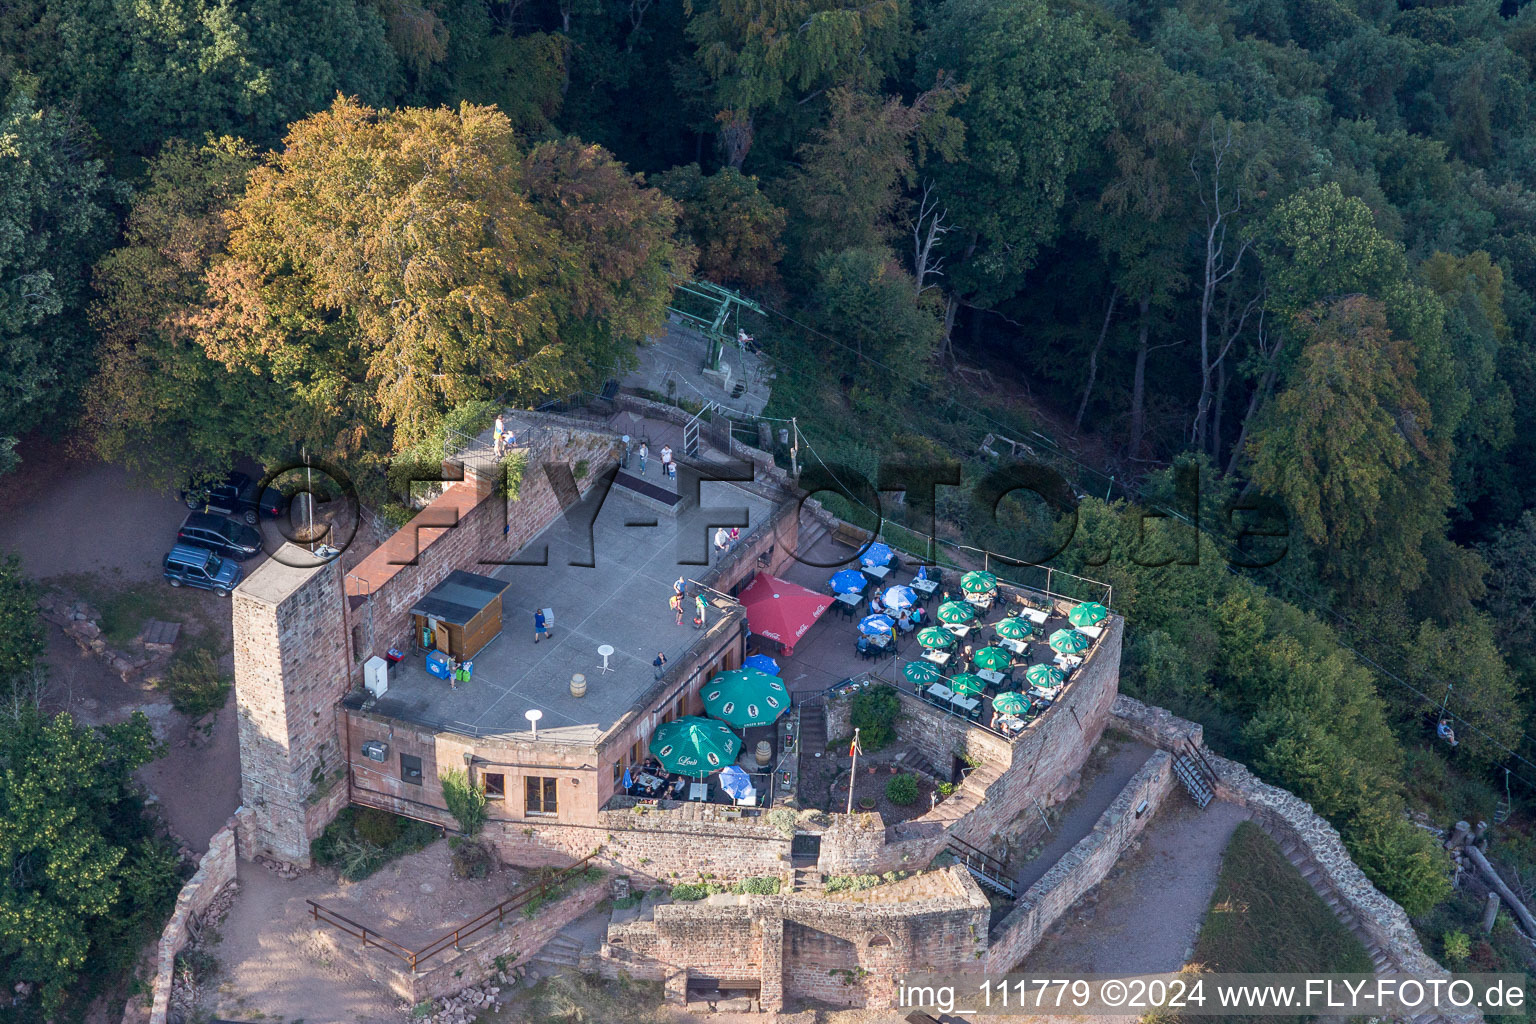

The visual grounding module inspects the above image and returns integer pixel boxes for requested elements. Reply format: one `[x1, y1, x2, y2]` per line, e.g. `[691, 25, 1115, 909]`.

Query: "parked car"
[163, 544, 243, 596]
[181, 471, 285, 525]
[177, 511, 263, 561]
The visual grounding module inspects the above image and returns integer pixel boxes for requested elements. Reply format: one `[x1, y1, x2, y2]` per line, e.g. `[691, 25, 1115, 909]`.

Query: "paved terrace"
[771, 531, 1103, 710]
[364, 478, 776, 744]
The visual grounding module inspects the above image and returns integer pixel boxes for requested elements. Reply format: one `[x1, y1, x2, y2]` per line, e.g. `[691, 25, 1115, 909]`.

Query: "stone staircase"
[895, 747, 942, 783]
[789, 866, 821, 893]
[529, 933, 585, 971]
[797, 699, 828, 789]
[1273, 836, 1392, 974]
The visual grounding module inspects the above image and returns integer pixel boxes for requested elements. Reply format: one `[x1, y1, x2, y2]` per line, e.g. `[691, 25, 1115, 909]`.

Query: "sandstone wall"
[138, 816, 241, 1024]
[325, 875, 609, 1004]
[813, 616, 1122, 875]
[233, 552, 351, 864]
[1111, 695, 1453, 983]
[985, 750, 1175, 972]
[483, 802, 793, 882]
[600, 866, 989, 1012]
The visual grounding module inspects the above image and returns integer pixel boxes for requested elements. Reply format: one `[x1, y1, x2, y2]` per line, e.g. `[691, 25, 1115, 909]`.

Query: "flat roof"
[410, 570, 508, 625]
[235, 543, 329, 606]
[357, 478, 779, 745]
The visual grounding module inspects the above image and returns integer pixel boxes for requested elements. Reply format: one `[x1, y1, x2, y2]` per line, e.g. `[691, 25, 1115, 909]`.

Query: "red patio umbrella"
[738, 573, 833, 655]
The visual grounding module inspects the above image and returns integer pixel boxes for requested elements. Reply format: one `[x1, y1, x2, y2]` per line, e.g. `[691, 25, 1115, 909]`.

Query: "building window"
[612, 760, 622, 785]
[674, 696, 686, 719]
[526, 776, 558, 816]
[630, 741, 641, 767]
[483, 772, 505, 799]
[400, 753, 423, 785]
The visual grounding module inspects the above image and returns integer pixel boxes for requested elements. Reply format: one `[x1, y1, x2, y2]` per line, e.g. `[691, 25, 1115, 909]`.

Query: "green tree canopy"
[0, 707, 181, 1012]
[0, 94, 123, 476]
[656, 163, 786, 291]
[918, 0, 1115, 307]
[88, 136, 280, 484]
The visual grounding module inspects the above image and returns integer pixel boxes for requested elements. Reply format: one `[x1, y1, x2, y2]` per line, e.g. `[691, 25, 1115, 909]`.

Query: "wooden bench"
[832, 522, 872, 549]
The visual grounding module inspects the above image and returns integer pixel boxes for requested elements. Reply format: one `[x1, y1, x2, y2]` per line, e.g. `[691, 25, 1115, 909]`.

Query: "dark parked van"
[163, 544, 242, 596]
[178, 511, 263, 561]
[181, 471, 285, 525]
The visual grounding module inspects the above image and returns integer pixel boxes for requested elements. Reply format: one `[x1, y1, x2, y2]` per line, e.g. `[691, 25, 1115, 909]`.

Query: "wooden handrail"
[306, 851, 600, 971]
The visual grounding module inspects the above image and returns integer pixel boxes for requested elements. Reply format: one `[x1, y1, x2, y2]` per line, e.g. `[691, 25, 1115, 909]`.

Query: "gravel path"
[1020, 797, 1250, 974]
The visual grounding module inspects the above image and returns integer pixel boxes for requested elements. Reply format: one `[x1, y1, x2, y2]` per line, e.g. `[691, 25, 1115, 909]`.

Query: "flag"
[849, 730, 861, 758]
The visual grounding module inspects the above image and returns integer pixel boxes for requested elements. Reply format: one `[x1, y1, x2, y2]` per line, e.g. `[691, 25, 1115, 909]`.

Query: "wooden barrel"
[755, 740, 772, 766]
[570, 673, 587, 698]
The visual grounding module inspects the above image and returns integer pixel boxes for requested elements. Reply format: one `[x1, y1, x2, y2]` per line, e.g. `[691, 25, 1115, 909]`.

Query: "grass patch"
[51, 572, 197, 647]
[310, 807, 441, 882]
[1178, 822, 1371, 1024]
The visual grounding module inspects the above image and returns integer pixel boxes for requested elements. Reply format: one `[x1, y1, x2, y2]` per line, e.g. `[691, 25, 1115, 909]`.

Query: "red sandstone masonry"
[984, 750, 1176, 972]
[136, 815, 241, 1024]
[599, 866, 990, 1011]
[318, 875, 609, 1004]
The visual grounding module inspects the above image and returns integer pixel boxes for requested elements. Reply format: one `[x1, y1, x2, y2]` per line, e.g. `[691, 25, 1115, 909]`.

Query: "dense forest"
[7, 0, 1536, 1005]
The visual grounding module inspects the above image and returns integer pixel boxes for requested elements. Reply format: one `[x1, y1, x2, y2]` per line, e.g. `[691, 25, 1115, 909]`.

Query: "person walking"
[493, 414, 506, 457]
[534, 608, 550, 643]
[639, 441, 649, 474]
[660, 444, 674, 479]
[670, 593, 684, 625]
[694, 592, 708, 629]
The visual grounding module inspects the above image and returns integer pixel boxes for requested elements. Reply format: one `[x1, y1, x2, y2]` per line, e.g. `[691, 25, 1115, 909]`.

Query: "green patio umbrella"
[1025, 664, 1065, 689]
[936, 600, 976, 625]
[950, 673, 986, 696]
[972, 646, 1011, 671]
[992, 692, 1031, 716]
[960, 570, 998, 595]
[702, 668, 791, 729]
[649, 717, 742, 778]
[916, 626, 956, 649]
[1068, 601, 1109, 627]
[903, 660, 942, 685]
[1049, 628, 1092, 654]
[994, 616, 1032, 640]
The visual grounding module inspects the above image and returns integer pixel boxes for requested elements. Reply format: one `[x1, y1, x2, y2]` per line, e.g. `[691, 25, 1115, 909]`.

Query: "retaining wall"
[1111, 696, 1453, 981]
[136, 816, 241, 1024]
[984, 751, 1176, 971]
[322, 875, 609, 1003]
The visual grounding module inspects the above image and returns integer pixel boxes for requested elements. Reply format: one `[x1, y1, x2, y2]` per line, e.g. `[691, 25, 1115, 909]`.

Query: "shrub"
[823, 873, 881, 893]
[1442, 930, 1471, 964]
[157, 648, 231, 718]
[937, 781, 956, 797]
[452, 840, 496, 879]
[885, 773, 918, 806]
[670, 882, 709, 901]
[850, 686, 902, 752]
[440, 768, 487, 837]
[768, 808, 797, 837]
[353, 807, 402, 848]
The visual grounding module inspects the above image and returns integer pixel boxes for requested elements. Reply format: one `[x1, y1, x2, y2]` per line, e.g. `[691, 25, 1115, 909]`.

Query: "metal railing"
[307, 851, 599, 972]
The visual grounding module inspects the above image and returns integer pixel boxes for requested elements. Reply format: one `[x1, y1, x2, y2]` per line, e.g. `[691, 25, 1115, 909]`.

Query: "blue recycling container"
[426, 650, 451, 680]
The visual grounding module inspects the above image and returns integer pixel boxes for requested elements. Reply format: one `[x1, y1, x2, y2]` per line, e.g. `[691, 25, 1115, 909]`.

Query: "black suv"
[177, 511, 263, 561]
[181, 471, 285, 525]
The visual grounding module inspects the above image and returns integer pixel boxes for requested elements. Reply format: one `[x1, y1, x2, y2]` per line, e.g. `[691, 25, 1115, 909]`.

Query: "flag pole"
[847, 727, 859, 815]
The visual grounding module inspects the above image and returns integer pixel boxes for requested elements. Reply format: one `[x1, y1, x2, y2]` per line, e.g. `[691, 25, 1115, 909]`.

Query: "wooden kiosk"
[410, 570, 510, 659]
